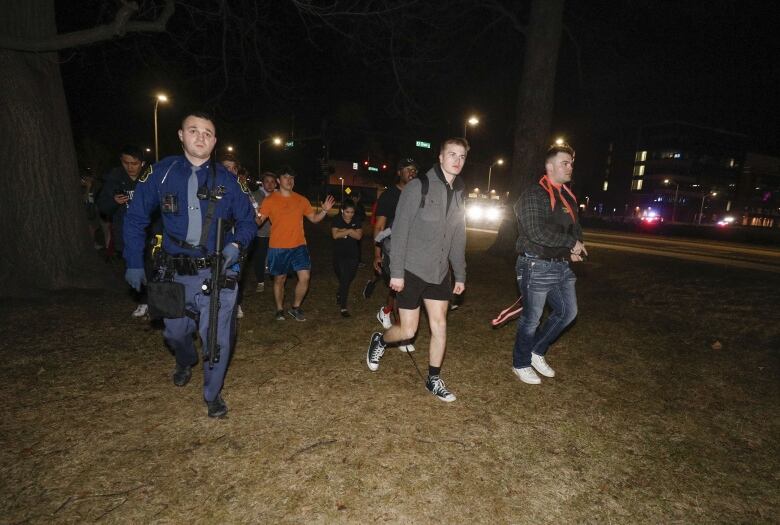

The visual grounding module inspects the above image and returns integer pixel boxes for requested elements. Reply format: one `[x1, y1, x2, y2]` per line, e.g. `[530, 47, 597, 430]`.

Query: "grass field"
[1, 225, 778, 523]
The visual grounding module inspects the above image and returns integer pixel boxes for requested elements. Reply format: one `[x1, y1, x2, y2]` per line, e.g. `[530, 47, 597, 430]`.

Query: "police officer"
[123, 110, 257, 418]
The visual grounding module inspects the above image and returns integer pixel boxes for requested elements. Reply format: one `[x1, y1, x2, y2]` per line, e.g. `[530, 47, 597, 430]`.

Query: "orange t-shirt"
[260, 192, 314, 248]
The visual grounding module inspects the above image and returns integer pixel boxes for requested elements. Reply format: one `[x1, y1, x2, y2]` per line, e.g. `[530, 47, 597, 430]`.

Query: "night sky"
[57, 1, 779, 192]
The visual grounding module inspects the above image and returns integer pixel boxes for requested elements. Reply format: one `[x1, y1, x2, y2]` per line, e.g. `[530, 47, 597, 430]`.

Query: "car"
[466, 199, 504, 227]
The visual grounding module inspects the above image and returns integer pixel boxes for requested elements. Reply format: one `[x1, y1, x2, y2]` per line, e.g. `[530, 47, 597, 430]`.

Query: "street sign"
[285, 140, 295, 148]
[416, 140, 431, 149]
[368, 166, 379, 172]
[345, 187, 352, 195]
[352, 162, 358, 170]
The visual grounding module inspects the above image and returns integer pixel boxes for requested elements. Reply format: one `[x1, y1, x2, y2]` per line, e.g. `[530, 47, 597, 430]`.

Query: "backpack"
[380, 174, 429, 261]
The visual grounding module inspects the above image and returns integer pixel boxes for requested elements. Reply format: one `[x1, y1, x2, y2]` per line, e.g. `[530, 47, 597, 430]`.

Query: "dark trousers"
[334, 256, 359, 308]
[252, 237, 270, 281]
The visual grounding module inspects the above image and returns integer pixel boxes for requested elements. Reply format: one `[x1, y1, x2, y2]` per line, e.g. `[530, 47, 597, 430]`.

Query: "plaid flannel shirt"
[513, 183, 583, 258]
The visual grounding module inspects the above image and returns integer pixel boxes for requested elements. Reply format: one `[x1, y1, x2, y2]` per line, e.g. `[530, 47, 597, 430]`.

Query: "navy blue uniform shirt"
[123, 155, 257, 268]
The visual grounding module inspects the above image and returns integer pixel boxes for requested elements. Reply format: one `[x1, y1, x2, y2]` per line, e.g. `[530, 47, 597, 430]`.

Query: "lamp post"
[554, 137, 565, 146]
[487, 158, 504, 194]
[257, 135, 282, 173]
[339, 177, 344, 204]
[153, 93, 168, 162]
[698, 191, 717, 224]
[663, 178, 679, 222]
[464, 115, 479, 137]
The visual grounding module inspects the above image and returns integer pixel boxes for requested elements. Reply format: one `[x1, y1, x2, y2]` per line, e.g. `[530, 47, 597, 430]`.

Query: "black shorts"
[396, 270, 452, 310]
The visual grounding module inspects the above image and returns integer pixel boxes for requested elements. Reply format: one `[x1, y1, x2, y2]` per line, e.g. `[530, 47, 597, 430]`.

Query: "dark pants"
[512, 255, 578, 369]
[334, 257, 359, 309]
[163, 269, 238, 402]
[252, 236, 270, 281]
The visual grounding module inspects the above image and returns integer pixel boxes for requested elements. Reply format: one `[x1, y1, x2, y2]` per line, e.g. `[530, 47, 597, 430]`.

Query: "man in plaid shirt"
[511, 143, 587, 385]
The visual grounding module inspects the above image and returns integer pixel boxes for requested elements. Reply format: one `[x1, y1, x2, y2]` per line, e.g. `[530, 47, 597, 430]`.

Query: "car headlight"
[486, 207, 501, 221]
[468, 206, 484, 220]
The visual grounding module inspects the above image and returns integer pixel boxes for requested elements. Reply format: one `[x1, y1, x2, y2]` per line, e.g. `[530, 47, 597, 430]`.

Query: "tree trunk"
[491, 0, 565, 254]
[0, 1, 113, 296]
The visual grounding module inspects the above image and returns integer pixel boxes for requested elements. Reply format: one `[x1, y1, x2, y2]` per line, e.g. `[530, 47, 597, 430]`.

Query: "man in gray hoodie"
[366, 138, 468, 402]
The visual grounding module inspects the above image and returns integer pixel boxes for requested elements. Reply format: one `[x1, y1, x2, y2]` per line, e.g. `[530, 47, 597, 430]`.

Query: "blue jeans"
[512, 255, 578, 369]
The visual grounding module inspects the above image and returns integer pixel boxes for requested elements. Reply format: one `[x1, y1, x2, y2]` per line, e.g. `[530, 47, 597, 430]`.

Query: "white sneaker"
[131, 304, 148, 318]
[376, 307, 393, 329]
[237, 305, 244, 319]
[398, 343, 415, 353]
[531, 353, 555, 377]
[256, 282, 265, 292]
[512, 366, 541, 384]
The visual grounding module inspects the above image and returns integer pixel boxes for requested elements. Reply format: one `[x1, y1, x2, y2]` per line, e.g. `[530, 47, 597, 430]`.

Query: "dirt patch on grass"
[1, 226, 778, 523]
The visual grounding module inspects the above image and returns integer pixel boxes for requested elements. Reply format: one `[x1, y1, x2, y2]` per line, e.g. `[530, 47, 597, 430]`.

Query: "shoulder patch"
[238, 178, 250, 194]
[139, 164, 153, 183]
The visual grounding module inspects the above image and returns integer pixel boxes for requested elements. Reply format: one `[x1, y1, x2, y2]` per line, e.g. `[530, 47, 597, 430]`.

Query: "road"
[467, 227, 780, 273]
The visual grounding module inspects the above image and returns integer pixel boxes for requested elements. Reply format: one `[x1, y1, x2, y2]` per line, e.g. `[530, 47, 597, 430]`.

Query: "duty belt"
[162, 253, 211, 275]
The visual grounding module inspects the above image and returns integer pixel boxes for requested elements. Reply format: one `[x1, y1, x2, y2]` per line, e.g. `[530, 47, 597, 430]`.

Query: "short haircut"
[180, 110, 216, 132]
[261, 171, 277, 182]
[276, 165, 297, 177]
[120, 145, 144, 160]
[220, 152, 238, 164]
[440, 137, 470, 154]
[545, 143, 575, 163]
[341, 199, 356, 210]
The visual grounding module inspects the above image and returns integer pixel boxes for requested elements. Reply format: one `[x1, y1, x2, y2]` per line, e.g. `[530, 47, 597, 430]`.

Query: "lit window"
[633, 165, 645, 176]
[630, 179, 643, 191]
[602, 181, 609, 191]
[635, 151, 647, 162]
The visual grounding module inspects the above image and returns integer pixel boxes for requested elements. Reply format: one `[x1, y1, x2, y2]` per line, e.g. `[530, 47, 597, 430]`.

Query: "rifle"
[202, 217, 225, 369]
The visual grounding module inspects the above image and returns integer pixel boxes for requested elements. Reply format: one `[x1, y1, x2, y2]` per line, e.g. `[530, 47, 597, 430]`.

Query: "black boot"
[206, 394, 228, 418]
[172, 364, 192, 387]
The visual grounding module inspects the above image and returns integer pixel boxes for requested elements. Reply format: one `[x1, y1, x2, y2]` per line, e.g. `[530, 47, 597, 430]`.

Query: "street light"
[554, 137, 565, 146]
[339, 177, 344, 204]
[257, 135, 282, 172]
[227, 146, 234, 152]
[464, 115, 479, 137]
[487, 158, 504, 194]
[663, 178, 679, 222]
[153, 93, 168, 162]
[699, 191, 717, 224]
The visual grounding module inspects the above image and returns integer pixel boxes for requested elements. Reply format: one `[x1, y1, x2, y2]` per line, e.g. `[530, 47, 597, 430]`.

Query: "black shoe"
[173, 364, 192, 387]
[366, 332, 385, 371]
[288, 306, 306, 321]
[426, 375, 457, 402]
[362, 278, 377, 299]
[206, 394, 228, 418]
[340, 308, 351, 318]
[275, 310, 285, 321]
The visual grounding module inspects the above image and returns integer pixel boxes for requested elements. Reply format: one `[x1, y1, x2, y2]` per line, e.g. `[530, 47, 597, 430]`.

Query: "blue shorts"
[268, 245, 311, 275]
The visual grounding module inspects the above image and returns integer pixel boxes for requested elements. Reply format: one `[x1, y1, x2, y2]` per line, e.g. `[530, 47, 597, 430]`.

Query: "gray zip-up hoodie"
[389, 166, 467, 284]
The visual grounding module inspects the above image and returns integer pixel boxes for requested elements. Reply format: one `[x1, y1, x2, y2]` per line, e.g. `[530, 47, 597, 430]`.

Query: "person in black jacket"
[511, 143, 587, 385]
[331, 199, 363, 317]
[97, 145, 152, 317]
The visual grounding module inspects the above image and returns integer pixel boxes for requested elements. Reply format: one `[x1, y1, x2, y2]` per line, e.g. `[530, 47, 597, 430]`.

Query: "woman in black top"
[332, 200, 364, 317]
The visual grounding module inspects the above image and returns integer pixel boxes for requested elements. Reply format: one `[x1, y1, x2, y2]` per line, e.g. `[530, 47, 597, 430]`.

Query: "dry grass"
[1, 225, 778, 524]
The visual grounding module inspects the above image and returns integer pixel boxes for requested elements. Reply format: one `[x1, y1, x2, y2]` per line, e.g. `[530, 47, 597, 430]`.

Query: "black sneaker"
[366, 332, 385, 371]
[274, 310, 285, 321]
[340, 308, 351, 318]
[288, 307, 306, 321]
[362, 278, 377, 299]
[206, 394, 228, 418]
[172, 364, 192, 387]
[426, 375, 456, 402]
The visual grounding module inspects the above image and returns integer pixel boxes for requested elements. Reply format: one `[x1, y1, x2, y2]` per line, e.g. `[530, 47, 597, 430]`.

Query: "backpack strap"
[419, 173, 429, 208]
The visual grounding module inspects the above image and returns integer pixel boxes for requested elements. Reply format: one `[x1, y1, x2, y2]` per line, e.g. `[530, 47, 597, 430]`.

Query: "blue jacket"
[123, 155, 257, 269]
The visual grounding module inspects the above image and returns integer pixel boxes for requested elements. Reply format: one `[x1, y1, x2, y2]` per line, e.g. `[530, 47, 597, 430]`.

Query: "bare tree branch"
[0, 0, 175, 52]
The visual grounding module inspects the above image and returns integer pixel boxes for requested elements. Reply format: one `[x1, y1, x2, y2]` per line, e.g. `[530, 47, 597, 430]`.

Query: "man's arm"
[230, 180, 259, 248]
[305, 195, 336, 223]
[449, 204, 467, 291]
[96, 172, 119, 216]
[123, 177, 157, 268]
[372, 215, 387, 272]
[515, 190, 577, 249]
[389, 178, 421, 284]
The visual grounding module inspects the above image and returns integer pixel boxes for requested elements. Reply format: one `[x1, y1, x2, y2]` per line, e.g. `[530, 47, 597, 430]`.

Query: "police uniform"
[123, 155, 257, 403]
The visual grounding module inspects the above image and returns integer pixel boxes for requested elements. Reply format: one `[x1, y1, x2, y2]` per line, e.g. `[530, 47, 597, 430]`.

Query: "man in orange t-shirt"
[258, 166, 335, 321]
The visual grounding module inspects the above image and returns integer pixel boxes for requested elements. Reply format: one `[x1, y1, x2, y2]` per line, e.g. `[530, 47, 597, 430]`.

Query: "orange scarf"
[539, 175, 578, 223]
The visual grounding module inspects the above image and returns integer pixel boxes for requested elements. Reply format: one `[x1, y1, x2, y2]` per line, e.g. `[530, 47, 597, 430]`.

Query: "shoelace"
[430, 377, 451, 396]
[370, 340, 385, 361]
